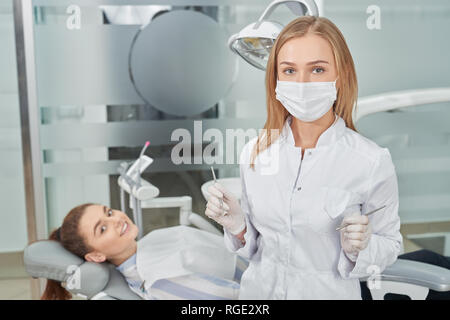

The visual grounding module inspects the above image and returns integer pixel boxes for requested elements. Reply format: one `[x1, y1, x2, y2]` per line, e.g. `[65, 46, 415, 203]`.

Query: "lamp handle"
[227, 32, 240, 54]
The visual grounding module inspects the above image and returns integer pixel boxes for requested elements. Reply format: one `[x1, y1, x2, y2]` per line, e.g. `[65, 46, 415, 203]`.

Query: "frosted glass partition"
[34, 26, 141, 106]
[322, 0, 450, 97]
[0, 2, 28, 253]
[40, 118, 264, 176]
[357, 102, 450, 224]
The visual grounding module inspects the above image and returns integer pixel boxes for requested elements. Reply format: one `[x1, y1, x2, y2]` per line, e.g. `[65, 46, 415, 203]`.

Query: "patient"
[42, 203, 240, 300]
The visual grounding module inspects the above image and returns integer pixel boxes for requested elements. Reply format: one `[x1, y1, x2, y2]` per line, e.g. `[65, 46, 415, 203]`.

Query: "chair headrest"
[24, 240, 110, 299]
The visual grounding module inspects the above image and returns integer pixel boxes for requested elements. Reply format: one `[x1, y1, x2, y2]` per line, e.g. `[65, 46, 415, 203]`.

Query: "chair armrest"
[378, 259, 450, 292]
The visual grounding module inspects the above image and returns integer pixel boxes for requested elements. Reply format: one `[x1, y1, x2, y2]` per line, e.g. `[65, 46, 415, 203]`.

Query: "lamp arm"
[254, 0, 319, 29]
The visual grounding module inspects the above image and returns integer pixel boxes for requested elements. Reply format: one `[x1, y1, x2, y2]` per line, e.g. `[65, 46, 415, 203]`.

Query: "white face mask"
[275, 79, 338, 122]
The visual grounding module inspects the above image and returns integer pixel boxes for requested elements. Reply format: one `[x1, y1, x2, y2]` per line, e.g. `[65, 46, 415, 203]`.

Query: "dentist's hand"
[339, 213, 372, 261]
[205, 183, 246, 235]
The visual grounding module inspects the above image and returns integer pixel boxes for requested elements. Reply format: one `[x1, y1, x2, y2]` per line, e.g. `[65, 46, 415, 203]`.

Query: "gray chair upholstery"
[378, 259, 450, 292]
[24, 240, 141, 300]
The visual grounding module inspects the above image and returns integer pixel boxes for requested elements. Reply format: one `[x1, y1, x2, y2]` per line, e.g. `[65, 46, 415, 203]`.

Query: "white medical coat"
[224, 114, 403, 299]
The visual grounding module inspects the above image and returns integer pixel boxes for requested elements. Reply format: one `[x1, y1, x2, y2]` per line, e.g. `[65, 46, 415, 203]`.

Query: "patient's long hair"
[41, 203, 93, 300]
[250, 16, 358, 169]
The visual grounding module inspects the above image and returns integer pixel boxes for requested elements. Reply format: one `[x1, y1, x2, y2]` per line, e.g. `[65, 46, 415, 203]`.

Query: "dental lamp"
[228, 0, 319, 70]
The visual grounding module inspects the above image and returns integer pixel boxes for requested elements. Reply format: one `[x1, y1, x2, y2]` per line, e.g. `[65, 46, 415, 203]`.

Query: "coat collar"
[279, 113, 346, 148]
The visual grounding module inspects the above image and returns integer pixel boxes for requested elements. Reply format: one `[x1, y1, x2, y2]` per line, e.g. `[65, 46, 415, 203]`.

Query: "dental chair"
[23, 231, 251, 300]
[23, 236, 450, 300]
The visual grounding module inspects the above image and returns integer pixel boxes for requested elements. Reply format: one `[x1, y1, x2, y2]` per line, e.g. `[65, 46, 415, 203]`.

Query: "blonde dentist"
[205, 16, 402, 300]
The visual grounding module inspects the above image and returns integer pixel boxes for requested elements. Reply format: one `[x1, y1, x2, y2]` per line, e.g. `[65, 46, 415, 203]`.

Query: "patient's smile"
[121, 221, 128, 236]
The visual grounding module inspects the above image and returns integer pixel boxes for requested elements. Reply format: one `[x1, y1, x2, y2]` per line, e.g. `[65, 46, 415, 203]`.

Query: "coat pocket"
[323, 187, 363, 219]
[307, 187, 363, 234]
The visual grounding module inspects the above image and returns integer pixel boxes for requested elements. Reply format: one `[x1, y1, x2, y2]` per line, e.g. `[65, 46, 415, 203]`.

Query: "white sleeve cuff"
[338, 234, 400, 279]
[337, 248, 357, 279]
[344, 250, 359, 262]
[223, 214, 258, 260]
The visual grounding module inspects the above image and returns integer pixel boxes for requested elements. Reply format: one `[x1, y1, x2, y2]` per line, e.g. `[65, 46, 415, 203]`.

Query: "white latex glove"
[339, 213, 372, 261]
[205, 182, 246, 235]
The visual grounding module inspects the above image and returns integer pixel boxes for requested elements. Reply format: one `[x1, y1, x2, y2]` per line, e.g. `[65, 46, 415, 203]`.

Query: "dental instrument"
[118, 145, 222, 239]
[335, 205, 387, 231]
[210, 166, 224, 214]
[137, 141, 150, 186]
[125, 141, 152, 183]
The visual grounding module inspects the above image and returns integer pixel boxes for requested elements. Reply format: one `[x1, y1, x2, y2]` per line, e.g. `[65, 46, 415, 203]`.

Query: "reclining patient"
[42, 203, 240, 300]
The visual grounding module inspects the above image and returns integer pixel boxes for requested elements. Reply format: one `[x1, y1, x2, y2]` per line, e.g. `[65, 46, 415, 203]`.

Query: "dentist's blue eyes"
[283, 68, 295, 75]
[312, 67, 325, 74]
[281, 66, 326, 75]
[107, 209, 113, 217]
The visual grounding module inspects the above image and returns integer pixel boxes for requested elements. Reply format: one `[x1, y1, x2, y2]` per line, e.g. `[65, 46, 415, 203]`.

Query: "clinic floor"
[0, 251, 31, 299]
[1, 223, 449, 300]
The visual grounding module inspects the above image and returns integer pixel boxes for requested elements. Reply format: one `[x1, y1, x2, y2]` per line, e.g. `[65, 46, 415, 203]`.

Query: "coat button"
[297, 186, 301, 191]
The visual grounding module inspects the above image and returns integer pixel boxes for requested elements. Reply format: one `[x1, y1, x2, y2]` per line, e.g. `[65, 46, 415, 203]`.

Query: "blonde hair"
[250, 16, 358, 169]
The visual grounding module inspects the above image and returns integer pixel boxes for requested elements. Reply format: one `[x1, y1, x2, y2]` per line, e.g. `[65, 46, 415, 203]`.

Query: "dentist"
[205, 16, 402, 299]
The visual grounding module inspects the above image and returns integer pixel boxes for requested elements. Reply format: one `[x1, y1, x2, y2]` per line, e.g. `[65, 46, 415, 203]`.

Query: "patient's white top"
[224, 114, 403, 299]
[117, 225, 240, 300]
[116, 253, 239, 300]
